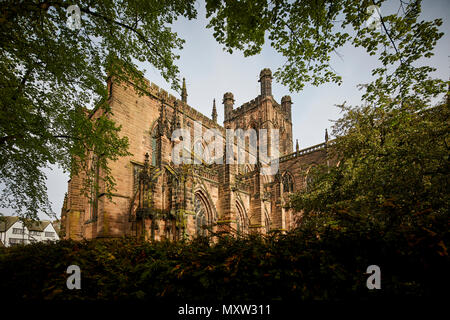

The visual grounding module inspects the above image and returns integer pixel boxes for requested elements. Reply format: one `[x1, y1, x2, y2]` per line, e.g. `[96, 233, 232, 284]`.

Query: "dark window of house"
[10, 238, 24, 245]
[12, 228, 24, 235]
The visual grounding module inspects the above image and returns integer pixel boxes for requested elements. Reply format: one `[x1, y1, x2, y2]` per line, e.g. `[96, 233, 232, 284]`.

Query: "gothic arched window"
[193, 140, 210, 164]
[306, 166, 317, 191]
[282, 173, 294, 193]
[235, 201, 247, 236]
[194, 194, 209, 236]
[236, 216, 241, 235]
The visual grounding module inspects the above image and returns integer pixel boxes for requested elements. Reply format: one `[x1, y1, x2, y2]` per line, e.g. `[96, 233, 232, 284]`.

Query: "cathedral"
[61, 68, 331, 241]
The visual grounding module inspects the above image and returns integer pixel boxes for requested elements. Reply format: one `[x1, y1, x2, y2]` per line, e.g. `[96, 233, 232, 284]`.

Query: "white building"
[0, 216, 60, 247]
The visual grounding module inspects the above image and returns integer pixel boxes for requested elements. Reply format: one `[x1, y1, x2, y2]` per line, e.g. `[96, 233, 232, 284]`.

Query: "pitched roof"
[52, 220, 61, 234]
[26, 220, 51, 231]
[0, 216, 19, 232]
[0, 216, 52, 232]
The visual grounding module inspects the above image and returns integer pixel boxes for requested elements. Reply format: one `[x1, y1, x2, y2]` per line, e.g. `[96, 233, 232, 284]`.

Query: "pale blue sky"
[3, 0, 449, 220]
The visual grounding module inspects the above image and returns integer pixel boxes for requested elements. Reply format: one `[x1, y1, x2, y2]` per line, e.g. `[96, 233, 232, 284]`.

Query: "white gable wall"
[2, 220, 29, 247]
[43, 223, 59, 242]
[0, 219, 59, 247]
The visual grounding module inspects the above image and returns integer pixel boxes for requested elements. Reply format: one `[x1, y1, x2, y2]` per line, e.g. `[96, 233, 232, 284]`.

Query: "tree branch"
[372, 0, 404, 66]
[79, 7, 165, 61]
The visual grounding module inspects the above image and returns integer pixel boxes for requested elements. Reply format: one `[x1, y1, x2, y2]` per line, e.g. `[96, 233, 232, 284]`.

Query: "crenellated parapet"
[120, 76, 224, 131]
[146, 81, 178, 105]
[179, 100, 224, 131]
[230, 95, 262, 120]
[228, 95, 291, 123]
[279, 140, 336, 163]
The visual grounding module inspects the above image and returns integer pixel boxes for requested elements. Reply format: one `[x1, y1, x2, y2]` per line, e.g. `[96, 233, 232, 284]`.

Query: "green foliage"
[0, 0, 197, 219]
[292, 102, 449, 218]
[206, 0, 446, 95]
[0, 227, 447, 301]
[289, 103, 449, 285]
[281, 0, 449, 282]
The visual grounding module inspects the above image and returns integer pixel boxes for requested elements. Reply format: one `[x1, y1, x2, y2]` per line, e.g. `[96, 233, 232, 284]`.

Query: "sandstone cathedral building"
[61, 68, 332, 241]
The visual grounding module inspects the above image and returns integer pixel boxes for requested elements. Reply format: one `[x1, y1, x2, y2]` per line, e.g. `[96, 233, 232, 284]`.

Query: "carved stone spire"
[181, 77, 187, 103]
[325, 128, 329, 143]
[296, 139, 299, 155]
[212, 99, 218, 123]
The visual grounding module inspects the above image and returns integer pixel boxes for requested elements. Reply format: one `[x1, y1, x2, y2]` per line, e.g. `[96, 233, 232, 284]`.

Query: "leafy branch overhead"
[207, 1, 449, 234]
[206, 0, 446, 101]
[0, 0, 197, 219]
[0, 0, 447, 222]
[279, 2, 449, 242]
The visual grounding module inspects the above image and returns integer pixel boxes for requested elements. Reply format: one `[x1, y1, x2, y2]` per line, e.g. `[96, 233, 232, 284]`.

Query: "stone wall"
[62, 69, 330, 241]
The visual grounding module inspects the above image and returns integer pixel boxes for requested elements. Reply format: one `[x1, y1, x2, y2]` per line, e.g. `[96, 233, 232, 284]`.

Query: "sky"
[3, 0, 449, 220]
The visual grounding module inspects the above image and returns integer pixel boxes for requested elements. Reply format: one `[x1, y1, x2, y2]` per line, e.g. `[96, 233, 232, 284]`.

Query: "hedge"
[0, 224, 448, 301]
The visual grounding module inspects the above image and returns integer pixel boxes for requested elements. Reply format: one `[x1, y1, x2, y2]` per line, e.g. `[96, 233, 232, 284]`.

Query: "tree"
[205, 0, 448, 237]
[205, 0, 446, 98]
[0, 0, 197, 220]
[273, 1, 450, 250]
[291, 98, 449, 225]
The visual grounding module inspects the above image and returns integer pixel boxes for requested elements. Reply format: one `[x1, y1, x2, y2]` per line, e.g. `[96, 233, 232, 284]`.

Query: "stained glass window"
[282, 173, 294, 193]
[194, 195, 208, 236]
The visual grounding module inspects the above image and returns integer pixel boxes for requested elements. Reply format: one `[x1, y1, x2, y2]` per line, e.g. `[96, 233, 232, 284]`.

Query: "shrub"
[0, 222, 448, 301]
